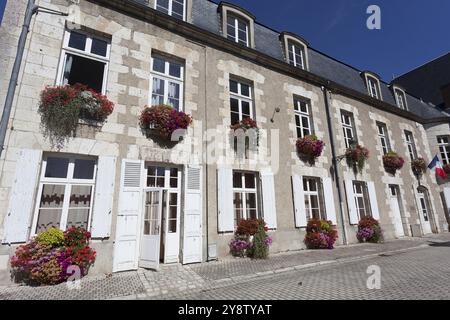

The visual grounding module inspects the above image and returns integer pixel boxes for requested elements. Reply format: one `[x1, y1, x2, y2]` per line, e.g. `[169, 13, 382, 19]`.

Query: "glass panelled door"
[139, 190, 162, 269]
[418, 189, 432, 235]
[389, 185, 404, 237]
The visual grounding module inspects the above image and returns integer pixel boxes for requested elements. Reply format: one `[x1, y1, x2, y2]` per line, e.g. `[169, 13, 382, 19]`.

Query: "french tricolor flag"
[428, 155, 447, 178]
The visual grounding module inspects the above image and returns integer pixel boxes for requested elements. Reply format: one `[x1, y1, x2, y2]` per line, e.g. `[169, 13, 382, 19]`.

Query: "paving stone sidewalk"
[1, 233, 449, 300]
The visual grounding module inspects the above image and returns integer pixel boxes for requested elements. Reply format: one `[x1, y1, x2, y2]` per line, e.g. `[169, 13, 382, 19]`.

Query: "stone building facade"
[0, 0, 448, 284]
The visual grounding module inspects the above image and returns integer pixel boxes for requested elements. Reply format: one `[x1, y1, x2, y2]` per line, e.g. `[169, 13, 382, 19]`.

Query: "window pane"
[36, 209, 62, 233]
[240, 83, 250, 97]
[91, 38, 108, 57]
[68, 32, 87, 51]
[244, 173, 255, 189]
[233, 172, 242, 188]
[172, 0, 184, 19]
[40, 184, 65, 208]
[152, 56, 166, 73]
[227, 26, 236, 41]
[69, 185, 92, 207]
[230, 98, 239, 112]
[66, 209, 89, 230]
[152, 77, 164, 105]
[231, 112, 240, 126]
[168, 219, 177, 233]
[238, 30, 247, 43]
[65, 54, 105, 93]
[167, 81, 180, 110]
[241, 101, 250, 116]
[230, 80, 238, 94]
[246, 192, 256, 208]
[169, 193, 178, 207]
[169, 62, 181, 78]
[45, 157, 69, 178]
[156, 0, 169, 13]
[73, 159, 96, 180]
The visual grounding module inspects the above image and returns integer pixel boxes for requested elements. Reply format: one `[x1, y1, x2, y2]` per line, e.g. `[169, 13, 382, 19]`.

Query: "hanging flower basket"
[139, 104, 193, 141]
[382, 151, 405, 174]
[38, 84, 114, 148]
[230, 117, 260, 148]
[345, 144, 370, 173]
[296, 134, 325, 164]
[411, 158, 427, 176]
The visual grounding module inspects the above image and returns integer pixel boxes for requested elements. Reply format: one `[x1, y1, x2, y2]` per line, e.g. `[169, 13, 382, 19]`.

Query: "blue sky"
[223, 0, 450, 82]
[0, 0, 6, 26]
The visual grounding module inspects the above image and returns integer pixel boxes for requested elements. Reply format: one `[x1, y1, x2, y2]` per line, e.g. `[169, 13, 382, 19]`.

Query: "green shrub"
[250, 224, 269, 259]
[35, 228, 64, 248]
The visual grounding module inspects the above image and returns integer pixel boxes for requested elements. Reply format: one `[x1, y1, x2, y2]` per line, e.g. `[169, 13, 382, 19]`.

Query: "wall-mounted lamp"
[270, 107, 281, 123]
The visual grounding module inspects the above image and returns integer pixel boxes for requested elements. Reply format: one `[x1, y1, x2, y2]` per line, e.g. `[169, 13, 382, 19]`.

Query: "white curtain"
[63, 54, 73, 85]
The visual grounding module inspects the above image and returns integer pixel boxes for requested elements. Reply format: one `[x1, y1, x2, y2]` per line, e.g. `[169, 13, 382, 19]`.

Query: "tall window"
[155, 0, 185, 20]
[341, 111, 357, 148]
[294, 97, 312, 138]
[59, 30, 110, 94]
[287, 41, 306, 70]
[226, 14, 249, 46]
[394, 88, 408, 110]
[404, 130, 417, 160]
[376, 122, 391, 155]
[353, 181, 371, 219]
[32, 155, 97, 234]
[303, 177, 326, 220]
[438, 136, 450, 165]
[230, 79, 253, 125]
[367, 76, 381, 100]
[150, 54, 184, 110]
[233, 171, 260, 226]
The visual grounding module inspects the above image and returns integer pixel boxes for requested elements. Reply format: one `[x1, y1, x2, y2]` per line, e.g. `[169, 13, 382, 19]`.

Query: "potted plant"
[382, 152, 405, 174]
[230, 117, 260, 149]
[229, 219, 272, 259]
[411, 158, 427, 177]
[356, 217, 383, 243]
[304, 219, 338, 249]
[296, 134, 325, 164]
[345, 144, 370, 173]
[38, 84, 114, 148]
[139, 104, 193, 141]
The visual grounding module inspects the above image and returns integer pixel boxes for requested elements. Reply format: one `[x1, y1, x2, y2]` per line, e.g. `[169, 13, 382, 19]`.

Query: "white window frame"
[376, 122, 391, 155]
[226, 14, 249, 47]
[404, 130, 417, 160]
[230, 79, 254, 124]
[288, 41, 306, 70]
[353, 181, 371, 220]
[155, 0, 186, 21]
[366, 75, 381, 100]
[294, 97, 312, 138]
[31, 154, 98, 236]
[303, 177, 326, 221]
[394, 88, 408, 110]
[438, 136, 450, 165]
[57, 30, 111, 95]
[232, 171, 260, 226]
[149, 54, 185, 111]
[341, 111, 356, 148]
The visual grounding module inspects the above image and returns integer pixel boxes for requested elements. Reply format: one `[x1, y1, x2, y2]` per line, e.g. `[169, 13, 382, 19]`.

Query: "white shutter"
[113, 159, 143, 272]
[2, 149, 42, 244]
[345, 180, 358, 225]
[217, 167, 233, 233]
[367, 181, 380, 220]
[322, 177, 337, 225]
[292, 175, 307, 228]
[261, 170, 277, 229]
[91, 156, 116, 238]
[443, 187, 450, 213]
[182, 165, 203, 264]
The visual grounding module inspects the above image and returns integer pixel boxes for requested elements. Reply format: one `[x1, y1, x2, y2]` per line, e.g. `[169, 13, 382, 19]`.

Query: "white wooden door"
[139, 190, 162, 269]
[417, 191, 432, 235]
[388, 186, 404, 237]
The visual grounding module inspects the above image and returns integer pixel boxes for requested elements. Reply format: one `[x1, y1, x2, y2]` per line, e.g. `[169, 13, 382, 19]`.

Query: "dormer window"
[219, 2, 255, 48]
[155, 0, 186, 21]
[393, 87, 408, 110]
[280, 32, 309, 71]
[363, 72, 382, 100]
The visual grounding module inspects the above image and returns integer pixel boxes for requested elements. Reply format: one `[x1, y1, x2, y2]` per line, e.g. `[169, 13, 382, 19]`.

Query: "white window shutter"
[2, 149, 42, 244]
[367, 181, 380, 220]
[345, 180, 358, 225]
[113, 159, 143, 272]
[183, 165, 203, 264]
[322, 177, 337, 225]
[443, 187, 450, 213]
[261, 170, 277, 229]
[91, 156, 116, 238]
[217, 167, 234, 233]
[292, 175, 307, 228]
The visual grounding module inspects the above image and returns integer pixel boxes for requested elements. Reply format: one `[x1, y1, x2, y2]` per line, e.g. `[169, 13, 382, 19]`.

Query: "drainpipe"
[322, 84, 348, 245]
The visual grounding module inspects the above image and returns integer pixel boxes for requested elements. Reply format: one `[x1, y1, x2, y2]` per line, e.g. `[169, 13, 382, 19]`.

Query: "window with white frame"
[394, 88, 408, 110]
[288, 40, 306, 70]
[150, 54, 184, 111]
[233, 171, 260, 226]
[437, 136, 450, 165]
[341, 111, 357, 148]
[230, 79, 253, 125]
[32, 155, 97, 234]
[404, 130, 417, 160]
[155, 0, 186, 20]
[294, 97, 313, 138]
[226, 14, 249, 46]
[367, 76, 381, 100]
[58, 30, 110, 94]
[376, 122, 391, 155]
[303, 177, 326, 220]
[353, 181, 371, 219]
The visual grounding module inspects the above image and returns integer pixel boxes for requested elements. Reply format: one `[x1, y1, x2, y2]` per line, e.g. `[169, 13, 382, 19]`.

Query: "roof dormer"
[280, 32, 309, 71]
[390, 84, 409, 110]
[218, 2, 255, 48]
[362, 71, 383, 101]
